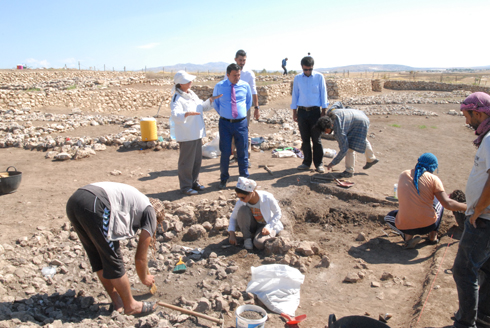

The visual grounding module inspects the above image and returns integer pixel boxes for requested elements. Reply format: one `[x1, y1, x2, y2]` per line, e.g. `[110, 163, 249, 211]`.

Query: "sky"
[1, 0, 489, 71]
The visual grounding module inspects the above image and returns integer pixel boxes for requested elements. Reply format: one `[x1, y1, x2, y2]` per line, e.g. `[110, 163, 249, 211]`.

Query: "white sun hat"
[173, 70, 196, 85]
[236, 177, 257, 193]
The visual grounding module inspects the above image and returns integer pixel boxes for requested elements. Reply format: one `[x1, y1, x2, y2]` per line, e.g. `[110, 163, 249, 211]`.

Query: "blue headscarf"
[413, 153, 438, 195]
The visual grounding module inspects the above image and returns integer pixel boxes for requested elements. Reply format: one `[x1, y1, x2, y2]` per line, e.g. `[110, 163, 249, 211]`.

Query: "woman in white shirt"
[170, 71, 221, 195]
[228, 177, 284, 250]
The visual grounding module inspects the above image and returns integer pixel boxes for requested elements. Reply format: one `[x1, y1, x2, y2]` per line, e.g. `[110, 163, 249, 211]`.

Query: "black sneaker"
[339, 171, 353, 178]
[229, 157, 237, 164]
[363, 159, 379, 170]
[219, 180, 227, 190]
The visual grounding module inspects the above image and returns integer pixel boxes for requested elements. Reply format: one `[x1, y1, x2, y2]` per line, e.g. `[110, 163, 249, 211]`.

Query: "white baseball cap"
[173, 70, 196, 84]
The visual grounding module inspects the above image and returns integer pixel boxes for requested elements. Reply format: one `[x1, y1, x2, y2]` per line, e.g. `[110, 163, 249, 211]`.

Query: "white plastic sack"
[246, 264, 305, 316]
[323, 148, 337, 158]
[272, 150, 297, 158]
[202, 132, 221, 159]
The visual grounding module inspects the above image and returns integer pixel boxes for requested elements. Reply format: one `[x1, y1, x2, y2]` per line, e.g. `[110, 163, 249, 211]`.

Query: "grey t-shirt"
[82, 183, 156, 240]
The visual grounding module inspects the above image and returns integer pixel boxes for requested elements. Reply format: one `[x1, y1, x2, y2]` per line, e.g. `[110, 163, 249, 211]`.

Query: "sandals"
[132, 301, 156, 318]
[404, 236, 422, 249]
[427, 237, 440, 245]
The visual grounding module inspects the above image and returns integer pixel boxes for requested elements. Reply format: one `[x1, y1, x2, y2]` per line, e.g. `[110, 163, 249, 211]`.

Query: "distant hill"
[148, 62, 490, 73]
[317, 64, 423, 72]
[148, 62, 228, 73]
[317, 64, 490, 72]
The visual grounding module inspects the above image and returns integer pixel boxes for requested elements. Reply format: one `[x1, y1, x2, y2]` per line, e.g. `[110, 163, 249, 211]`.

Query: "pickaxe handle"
[156, 301, 224, 325]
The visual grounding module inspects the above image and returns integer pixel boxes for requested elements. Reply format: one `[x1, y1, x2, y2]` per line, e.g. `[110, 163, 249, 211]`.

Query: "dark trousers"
[178, 139, 202, 192]
[66, 189, 124, 279]
[282, 66, 287, 75]
[219, 118, 249, 182]
[297, 108, 323, 168]
[453, 217, 490, 328]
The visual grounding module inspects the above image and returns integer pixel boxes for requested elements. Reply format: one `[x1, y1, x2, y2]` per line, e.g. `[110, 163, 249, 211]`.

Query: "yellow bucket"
[140, 118, 158, 141]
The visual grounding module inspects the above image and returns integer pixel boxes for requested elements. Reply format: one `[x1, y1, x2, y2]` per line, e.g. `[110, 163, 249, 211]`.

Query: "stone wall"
[193, 83, 291, 106]
[326, 79, 373, 99]
[0, 89, 172, 112]
[383, 80, 490, 94]
[371, 79, 383, 92]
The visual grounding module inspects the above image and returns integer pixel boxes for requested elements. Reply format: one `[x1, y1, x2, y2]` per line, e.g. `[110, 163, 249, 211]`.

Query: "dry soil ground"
[0, 88, 476, 328]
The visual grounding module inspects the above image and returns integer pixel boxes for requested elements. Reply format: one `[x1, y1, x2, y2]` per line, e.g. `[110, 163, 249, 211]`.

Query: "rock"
[80, 296, 94, 309]
[183, 224, 206, 241]
[194, 298, 211, 313]
[214, 217, 229, 230]
[55, 152, 71, 161]
[296, 241, 319, 256]
[371, 281, 381, 288]
[381, 272, 394, 281]
[202, 221, 213, 231]
[110, 170, 122, 176]
[318, 255, 331, 268]
[343, 272, 362, 283]
[264, 236, 293, 256]
[174, 206, 197, 226]
[45, 151, 57, 159]
[356, 232, 366, 241]
[214, 296, 228, 312]
[49, 259, 64, 266]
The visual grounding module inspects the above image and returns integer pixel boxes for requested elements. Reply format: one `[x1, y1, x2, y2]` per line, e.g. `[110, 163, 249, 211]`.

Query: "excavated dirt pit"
[0, 182, 463, 328]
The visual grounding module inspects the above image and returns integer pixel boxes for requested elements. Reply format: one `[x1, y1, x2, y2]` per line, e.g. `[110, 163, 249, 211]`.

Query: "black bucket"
[329, 314, 390, 328]
[0, 166, 22, 194]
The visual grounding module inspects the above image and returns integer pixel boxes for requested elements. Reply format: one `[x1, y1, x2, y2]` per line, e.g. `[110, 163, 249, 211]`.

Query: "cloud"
[25, 58, 50, 68]
[137, 42, 159, 49]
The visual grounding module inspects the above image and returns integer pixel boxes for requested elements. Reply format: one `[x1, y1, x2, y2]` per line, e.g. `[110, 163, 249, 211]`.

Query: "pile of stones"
[0, 197, 329, 327]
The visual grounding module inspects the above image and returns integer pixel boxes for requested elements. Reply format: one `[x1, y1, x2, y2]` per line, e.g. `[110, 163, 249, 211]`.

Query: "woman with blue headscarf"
[384, 153, 466, 248]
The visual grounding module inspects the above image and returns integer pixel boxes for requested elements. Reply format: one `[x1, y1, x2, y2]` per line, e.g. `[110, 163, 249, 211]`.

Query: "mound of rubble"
[0, 197, 329, 328]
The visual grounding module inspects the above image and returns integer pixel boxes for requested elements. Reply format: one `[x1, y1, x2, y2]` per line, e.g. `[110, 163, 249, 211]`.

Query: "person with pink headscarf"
[452, 92, 490, 328]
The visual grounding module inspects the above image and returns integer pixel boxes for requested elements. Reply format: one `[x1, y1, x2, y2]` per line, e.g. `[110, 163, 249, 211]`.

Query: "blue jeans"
[219, 118, 249, 182]
[453, 217, 490, 328]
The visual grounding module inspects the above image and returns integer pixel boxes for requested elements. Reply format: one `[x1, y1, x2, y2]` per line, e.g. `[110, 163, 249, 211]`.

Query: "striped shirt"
[330, 108, 370, 166]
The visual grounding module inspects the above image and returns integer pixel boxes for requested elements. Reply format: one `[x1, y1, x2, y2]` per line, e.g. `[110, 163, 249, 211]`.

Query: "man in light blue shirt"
[282, 58, 288, 75]
[290, 56, 328, 173]
[213, 63, 252, 189]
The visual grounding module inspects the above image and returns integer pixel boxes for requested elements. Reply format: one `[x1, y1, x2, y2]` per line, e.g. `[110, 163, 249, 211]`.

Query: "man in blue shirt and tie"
[291, 56, 328, 173]
[213, 63, 253, 189]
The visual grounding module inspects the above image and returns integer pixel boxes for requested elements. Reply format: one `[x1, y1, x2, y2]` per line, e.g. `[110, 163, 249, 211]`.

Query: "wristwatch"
[254, 106, 259, 110]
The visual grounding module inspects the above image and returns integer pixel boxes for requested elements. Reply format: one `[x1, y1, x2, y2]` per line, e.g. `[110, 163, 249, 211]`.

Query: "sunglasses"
[303, 68, 313, 72]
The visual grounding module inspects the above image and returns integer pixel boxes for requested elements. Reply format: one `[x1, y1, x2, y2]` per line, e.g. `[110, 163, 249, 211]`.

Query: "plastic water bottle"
[394, 184, 398, 199]
[169, 117, 176, 140]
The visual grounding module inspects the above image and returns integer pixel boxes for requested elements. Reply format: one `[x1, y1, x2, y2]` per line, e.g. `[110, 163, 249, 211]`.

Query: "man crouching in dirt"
[452, 92, 490, 328]
[227, 177, 284, 250]
[315, 103, 379, 178]
[383, 153, 466, 249]
[66, 182, 164, 317]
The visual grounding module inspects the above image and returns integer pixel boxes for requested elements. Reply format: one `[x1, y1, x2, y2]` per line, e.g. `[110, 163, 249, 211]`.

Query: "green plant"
[390, 124, 401, 128]
[66, 85, 77, 90]
[289, 70, 297, 75]
[431, 126, 437, 129]
[418, 125, 427, 129]
[25, 88, 41, 92]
